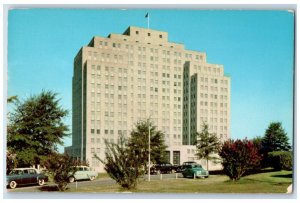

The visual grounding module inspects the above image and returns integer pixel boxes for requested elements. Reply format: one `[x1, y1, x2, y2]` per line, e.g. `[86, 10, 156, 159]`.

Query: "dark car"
[150, 163, 176, 174]
[6, 168, 49, 189]
[176, 161, 198, 173]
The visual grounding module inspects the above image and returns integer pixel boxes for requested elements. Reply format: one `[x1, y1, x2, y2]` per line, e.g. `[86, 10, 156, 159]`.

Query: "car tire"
[9, 181, 17, 189]
[89, 176, 95, 181]
[69, 176, 75, 183]
[38, 179, 45, 186]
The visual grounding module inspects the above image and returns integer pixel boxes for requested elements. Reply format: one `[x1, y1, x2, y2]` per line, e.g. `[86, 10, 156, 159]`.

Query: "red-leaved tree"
[219, 139, 261, 181]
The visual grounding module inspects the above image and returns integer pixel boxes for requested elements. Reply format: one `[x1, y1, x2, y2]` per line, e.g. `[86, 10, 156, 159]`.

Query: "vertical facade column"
[182, 61, 191, 145]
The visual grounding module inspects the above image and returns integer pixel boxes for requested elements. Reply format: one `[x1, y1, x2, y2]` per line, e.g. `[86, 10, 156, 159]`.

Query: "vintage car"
[176, 161, 198, 173]
[6, 168, 48, 189]
[182, 164, 209, 178]
[150, 163, 176, 174]
[68, 166, 98, 183]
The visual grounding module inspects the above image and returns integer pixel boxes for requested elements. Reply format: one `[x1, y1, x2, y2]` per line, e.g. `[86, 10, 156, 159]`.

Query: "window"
[91, 129, 95, 134]
[159, 34, 163, 38]
[148, 33, 151, 36]
[136, 31, 139, 34]
[97, 129, 100, 134]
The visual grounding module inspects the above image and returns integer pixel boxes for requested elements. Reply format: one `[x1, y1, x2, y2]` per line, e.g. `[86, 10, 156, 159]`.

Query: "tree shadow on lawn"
[244, 168, 277, 176]
[271, 174, 293, 179]
[38, 185, 71, 192]
[209, 168, 279, 176]
[39, 185, 60, 191]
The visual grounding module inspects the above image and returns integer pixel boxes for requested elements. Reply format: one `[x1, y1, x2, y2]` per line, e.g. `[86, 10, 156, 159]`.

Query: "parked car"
[182, 164, 209, 178]
[150, 163, 176, 174]
[68, 166, 98, 183]
[6, 168, 49, 189]
[176, 161, 198, 173]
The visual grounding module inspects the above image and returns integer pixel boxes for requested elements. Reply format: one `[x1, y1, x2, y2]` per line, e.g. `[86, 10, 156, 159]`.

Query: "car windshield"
[9, 170, 23, 175]
[183, 162, 196, 165]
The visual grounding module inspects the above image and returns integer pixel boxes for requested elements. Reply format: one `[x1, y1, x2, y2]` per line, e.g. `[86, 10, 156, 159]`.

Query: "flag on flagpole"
[145, 13, 149, 18]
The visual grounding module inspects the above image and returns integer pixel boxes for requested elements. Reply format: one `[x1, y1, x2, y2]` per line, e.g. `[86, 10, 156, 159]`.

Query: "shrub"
[219, 139, 261, 181]
[268, 151, 293, 170]
[43, 153, 79, 191]
[96, 136, 142, 190]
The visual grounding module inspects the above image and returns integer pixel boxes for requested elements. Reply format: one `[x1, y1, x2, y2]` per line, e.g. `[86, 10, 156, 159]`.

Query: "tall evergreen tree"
[7, 91, 69, 167]
[261, 122, 291, 154]
[195, 123, 221, 171]
[127, 119, 168, 173]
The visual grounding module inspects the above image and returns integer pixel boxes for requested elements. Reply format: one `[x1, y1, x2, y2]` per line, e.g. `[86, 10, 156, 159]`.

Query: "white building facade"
[66, 26, 230, 172]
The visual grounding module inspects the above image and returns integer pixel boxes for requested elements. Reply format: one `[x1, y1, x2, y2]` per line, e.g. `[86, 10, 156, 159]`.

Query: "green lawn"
[68, 170, 292, 193]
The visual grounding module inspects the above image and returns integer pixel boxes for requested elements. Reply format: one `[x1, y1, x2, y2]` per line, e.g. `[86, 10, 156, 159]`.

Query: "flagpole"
[147, 14, 150, 29]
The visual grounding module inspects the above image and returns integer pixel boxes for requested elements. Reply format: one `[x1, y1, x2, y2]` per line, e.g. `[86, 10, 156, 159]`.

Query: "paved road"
[6, 173, 184, 192]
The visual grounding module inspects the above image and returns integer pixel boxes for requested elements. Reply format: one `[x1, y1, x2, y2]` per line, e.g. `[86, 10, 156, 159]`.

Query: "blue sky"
[7, 9, 294, 152]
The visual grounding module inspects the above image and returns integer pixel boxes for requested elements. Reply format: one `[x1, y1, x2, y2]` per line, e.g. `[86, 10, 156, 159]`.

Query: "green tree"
[7, 91, 69, 167]
[43, 152, 79, 191]
[6, 95, 19, 173]
[261, 122, 291, 154]
[268, 151, 293, 171]
[252, 136, 263, 152]
[127, 119, 168, 173]
[195, 123, 221, 171]
[7, 95, 19, 103]
[96, 136, 141, 190]
[6, 151, 17, 174]
[219, 139, 261, 181]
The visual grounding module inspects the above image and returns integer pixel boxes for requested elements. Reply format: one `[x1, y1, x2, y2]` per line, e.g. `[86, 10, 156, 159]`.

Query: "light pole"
[148, 122, 151, 182]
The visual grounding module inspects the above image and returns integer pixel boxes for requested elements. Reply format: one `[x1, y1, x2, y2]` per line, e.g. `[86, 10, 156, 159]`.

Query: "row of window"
[192, 65, 223, 75]
[189, 116, 228, 123]
[183, 108, 228, 115]
[90, 65, 225, 88]
[90, 129, 129, 135]
[93, 39, 207, 64]
[185, 125, 228, 131]
[197, 101, 228, 107]
[135, 30, 163, 38]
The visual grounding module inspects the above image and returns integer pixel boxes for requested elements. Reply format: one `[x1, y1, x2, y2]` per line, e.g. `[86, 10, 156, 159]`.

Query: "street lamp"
[148, 121, 151, 182]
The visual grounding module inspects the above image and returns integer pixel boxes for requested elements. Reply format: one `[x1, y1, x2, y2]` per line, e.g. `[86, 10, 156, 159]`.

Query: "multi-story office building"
[65, 26, 230, 172]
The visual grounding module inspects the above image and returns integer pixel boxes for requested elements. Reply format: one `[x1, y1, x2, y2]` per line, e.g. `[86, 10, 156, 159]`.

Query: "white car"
[68, 166, 98, 183]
